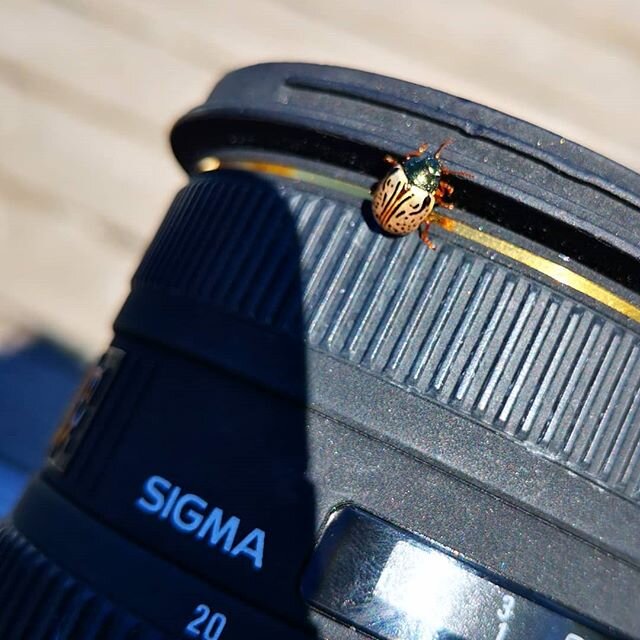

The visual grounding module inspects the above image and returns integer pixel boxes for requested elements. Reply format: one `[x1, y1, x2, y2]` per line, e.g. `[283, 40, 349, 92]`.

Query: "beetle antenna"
[406, 143, 429, 159]
[434, 138, 454, 159]
[441, 167, 473, 179]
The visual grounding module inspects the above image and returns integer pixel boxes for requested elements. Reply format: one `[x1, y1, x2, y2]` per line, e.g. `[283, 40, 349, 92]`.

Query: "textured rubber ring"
[0, 523, 166, 640]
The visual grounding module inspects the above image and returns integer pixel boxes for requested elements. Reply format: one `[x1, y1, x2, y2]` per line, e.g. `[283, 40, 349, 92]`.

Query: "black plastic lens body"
[1, 63, 640, 640]
[302, 507, 615, 640]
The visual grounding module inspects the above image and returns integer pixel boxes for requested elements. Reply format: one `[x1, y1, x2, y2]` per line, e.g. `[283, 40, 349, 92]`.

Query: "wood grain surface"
[1, 0, 638, 354]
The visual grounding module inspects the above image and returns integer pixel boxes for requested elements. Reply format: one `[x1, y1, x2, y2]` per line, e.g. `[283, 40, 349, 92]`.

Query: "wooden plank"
[0, 81, 183, 240]
[0, 184, 137, 354]
[47, 0, 232, 72]
[1, 0, 212, 137]
[498, 0, 640, 57]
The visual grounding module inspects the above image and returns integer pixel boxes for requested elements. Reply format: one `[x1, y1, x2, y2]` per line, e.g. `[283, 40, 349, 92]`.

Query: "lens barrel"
[1, 63, 640, 640]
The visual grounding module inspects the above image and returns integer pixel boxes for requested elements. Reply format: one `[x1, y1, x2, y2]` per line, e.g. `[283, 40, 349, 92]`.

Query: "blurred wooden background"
[1, 0, 639, 356]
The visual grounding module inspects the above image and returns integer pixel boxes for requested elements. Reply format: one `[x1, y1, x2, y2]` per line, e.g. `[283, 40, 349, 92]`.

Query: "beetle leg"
[440, 182, 454, 196]
[434, 138, 454, 159]
[434, 181, 455, 209]
[419, 221, 436, 250]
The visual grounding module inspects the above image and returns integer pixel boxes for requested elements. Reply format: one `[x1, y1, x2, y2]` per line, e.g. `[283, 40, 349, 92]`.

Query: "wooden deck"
[1, 0, 639, 355]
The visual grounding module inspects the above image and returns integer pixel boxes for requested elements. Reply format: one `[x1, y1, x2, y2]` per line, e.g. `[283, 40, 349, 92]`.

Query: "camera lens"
[1, 63, 639, 640]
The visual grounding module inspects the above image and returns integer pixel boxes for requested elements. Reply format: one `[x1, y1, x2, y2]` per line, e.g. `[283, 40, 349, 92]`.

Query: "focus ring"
[127, 170, 640, 504]
[0, 523, 166, 640]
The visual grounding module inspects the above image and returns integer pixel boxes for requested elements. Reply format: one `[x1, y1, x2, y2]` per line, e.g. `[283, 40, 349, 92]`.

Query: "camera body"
[2, 63, 640, 640]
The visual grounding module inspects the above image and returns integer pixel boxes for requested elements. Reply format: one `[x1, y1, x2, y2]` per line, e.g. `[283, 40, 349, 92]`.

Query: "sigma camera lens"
[1, 63, 640, 640]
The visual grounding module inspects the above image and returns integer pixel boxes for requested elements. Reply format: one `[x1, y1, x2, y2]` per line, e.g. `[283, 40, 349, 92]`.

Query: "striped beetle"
[371, 140, 467, 249]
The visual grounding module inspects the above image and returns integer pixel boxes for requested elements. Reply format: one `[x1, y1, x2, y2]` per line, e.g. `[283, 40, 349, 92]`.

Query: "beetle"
[371, 140, 467, 249]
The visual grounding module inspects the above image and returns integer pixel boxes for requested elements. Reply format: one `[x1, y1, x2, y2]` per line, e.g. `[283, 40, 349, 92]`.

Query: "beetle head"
[402, 152, 442, 193]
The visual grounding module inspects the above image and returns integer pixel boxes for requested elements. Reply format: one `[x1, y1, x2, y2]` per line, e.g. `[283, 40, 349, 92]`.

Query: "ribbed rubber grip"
[0, 523, 166, 640]
[133, 171, 640, 504]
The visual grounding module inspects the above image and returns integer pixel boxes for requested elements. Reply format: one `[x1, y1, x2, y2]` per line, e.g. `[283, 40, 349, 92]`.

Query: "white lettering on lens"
[495, 594, 515, 640]
[172, 494, 208, 533]
[185, 604, 227, 639]
[160, 485, 181, 519]
[135, 475, 172, 514]
[195, 508, 239, 552]
[229, 528, 265, 570]
[134, 474, 265, 571]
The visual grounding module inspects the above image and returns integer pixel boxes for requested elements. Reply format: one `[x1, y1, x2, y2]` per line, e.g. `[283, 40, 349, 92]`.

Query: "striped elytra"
[371, 165, 436, 236]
